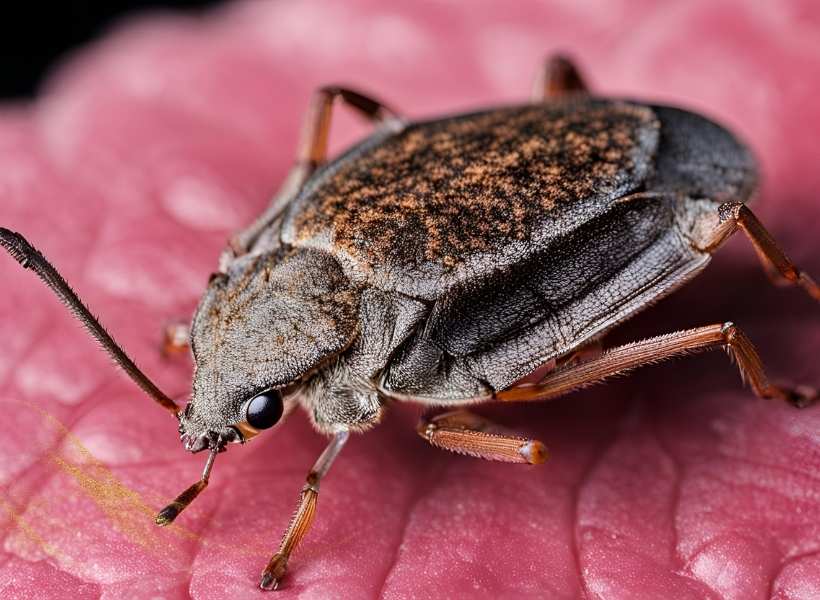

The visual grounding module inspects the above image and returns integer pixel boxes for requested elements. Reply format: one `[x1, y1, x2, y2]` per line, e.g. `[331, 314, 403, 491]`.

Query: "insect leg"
[497, 323, 816, 408]
[224, 164, 312, 262]
[227, 86, 404, 258]
[161, 321, 190, 357]
[417, 410, 548, 464]
[699, 202, 820, 301]
[297, 86, 403, 167]
[260, 431, 350, 591]
[532, 54, 589, 101]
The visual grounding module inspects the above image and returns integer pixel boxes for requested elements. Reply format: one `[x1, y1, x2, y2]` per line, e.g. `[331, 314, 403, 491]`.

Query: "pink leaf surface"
[1, 1, 819, 598]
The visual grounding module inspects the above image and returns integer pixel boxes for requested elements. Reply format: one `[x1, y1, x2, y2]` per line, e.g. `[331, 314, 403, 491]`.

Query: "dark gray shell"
[190, 247, 359, 426]
[277, 98, 756, 403]
[192, 97, 757, 427]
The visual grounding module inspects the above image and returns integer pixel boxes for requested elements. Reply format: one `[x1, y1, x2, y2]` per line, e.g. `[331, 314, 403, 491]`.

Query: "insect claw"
[260, 553, 289, 591]
[259, 572, 279, 591]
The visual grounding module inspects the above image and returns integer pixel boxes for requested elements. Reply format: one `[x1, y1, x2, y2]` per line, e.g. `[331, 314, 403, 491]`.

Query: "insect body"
[1, 56, 817, 591]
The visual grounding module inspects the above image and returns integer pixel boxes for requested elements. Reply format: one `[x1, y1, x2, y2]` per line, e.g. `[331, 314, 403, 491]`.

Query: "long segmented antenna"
[155, 446, 218, 525]
[0, 228, 179, 415]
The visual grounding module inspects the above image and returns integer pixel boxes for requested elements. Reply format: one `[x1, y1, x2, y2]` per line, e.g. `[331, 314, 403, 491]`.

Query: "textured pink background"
[1, 1, 819, 598]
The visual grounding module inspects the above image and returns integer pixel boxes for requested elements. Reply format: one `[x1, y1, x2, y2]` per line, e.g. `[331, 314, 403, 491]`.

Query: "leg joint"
[304, 471, 320, 493]
[314, 85, 392, 120]
[717, 201, 744, 223]
[720, 321, 737, 342]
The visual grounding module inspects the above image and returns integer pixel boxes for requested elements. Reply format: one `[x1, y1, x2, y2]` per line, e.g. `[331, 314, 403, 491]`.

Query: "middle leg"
[418, 409, 548, 464]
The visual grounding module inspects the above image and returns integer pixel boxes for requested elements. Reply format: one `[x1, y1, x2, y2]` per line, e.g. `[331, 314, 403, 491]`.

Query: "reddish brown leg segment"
[260, 431, 349, 591]
[161, 321, 190, 357]
[497, 323, 816, 408]
[228, 86, 403, 259]
[418, 410, 548, 464]
[701, 202, 820, 301]
[298, 86, 402, 168]
[533, 54, 589, 101]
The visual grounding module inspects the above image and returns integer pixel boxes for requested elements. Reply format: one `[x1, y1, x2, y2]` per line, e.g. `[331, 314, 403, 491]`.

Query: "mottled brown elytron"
[292, 103, 654, 267]
[1, 56, 817, 591]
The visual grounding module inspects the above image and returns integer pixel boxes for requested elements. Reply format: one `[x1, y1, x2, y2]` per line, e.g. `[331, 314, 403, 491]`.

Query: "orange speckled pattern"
[286, 101, 658, 278]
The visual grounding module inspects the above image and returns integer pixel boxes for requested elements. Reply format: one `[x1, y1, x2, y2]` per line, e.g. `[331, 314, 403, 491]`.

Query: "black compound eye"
[244, 389, 284, 430]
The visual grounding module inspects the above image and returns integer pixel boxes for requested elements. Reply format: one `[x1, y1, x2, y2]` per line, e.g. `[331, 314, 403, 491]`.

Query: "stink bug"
[1, 55, 817, 591]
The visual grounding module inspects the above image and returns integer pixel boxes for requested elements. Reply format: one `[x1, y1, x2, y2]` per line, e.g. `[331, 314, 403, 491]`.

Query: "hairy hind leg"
[497, 323, 816, 408]
[501, 203, 819, 406]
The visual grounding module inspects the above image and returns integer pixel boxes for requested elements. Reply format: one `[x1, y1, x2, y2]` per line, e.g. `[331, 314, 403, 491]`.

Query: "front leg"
[532, 54, 589, 101]
[228, 86, 404, 260]
[260, 431, 349, 590]
[161, 320, 190, 357]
